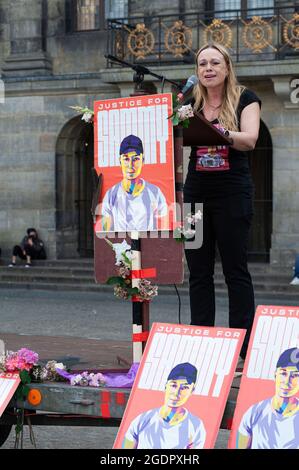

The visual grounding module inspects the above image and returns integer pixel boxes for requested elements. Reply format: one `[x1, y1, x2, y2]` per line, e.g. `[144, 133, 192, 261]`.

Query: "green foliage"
[126, 287, 139, 295]
[106, 276, 126, 286]
[20, 369, 31, 385]
[169, 93, 191, 128]
[173, 227, 185, 243]
[122, 252, 132, 266]
[69, 105, 94, 115]
[182, 118, 190, 128]
[14, 370, 32, 436]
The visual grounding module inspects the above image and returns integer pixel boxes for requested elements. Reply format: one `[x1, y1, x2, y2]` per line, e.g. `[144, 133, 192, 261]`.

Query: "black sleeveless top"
[184, 88, 261, 199]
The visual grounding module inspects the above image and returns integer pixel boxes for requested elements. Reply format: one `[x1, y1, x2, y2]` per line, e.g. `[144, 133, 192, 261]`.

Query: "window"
[105, 0, 128, 19]
[247, 0, 274, 17]
[66, 0, 128, 32]
[214, 0, 240, 20]
[213, 0, 274, 20]
[76, 0, 102, 30]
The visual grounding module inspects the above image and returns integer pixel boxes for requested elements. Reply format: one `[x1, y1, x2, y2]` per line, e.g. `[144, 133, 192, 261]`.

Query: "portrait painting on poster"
[228, 305, 299, 449]
[94, 93, 176, 233]
[113, 322, 245, 449]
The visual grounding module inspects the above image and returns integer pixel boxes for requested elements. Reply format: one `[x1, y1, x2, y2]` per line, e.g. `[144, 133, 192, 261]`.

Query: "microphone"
[177, 75, 199, 102]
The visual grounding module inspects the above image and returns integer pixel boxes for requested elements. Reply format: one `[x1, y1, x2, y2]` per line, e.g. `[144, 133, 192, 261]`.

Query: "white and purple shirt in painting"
[238, 398, 299, 449]
[124, 408, 206, 449]
[101, 180, 167, 231]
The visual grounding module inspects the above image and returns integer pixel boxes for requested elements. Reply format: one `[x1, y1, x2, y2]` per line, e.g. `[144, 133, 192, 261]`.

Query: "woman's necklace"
[206, 102, 222, 110]
[204, 102, 222, 121]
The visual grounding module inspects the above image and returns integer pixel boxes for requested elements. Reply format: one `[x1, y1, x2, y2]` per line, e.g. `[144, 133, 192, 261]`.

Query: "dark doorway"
[75, 124, 94, 257]
[56, 116, 94, 259]
[248, 120, 273, 262]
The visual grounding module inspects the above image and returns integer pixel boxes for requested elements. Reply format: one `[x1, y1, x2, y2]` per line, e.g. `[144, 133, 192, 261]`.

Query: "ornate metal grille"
[107, 5, 299, 65]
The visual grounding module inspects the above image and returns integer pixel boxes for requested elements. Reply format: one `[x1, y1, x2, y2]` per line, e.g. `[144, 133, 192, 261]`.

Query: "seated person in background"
[8, 228, 46, 268]
[290, 254, 299, 285]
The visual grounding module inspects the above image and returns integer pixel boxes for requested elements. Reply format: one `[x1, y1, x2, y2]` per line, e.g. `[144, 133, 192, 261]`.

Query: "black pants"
[13, 245, 36, 260]
[184, 195, 255, 359]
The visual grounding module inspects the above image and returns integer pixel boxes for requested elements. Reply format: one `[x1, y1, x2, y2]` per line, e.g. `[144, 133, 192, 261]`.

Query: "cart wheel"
[0, 425, 12, 447]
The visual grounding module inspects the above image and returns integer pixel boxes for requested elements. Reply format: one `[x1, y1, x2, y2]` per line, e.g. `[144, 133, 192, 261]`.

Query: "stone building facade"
[0, 0, 298, 265]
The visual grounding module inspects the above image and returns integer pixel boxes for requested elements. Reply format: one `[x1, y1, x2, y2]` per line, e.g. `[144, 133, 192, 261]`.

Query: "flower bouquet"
[174, 209, 202, 242]
[169, 94, 194, 128]
[69, 105, 94, 123]
[105, 239, 158, 302]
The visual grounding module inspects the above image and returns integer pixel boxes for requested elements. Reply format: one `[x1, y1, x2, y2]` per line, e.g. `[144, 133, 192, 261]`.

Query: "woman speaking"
[184, 43, 261, 360]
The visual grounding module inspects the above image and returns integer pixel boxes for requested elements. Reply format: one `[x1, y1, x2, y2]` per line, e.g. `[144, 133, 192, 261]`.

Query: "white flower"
[112, 240, 132, 265]
[71, 374, 83, 386]
[123, 250, 133, 261]
[183, 229, 196, 239]
[54, 362, 66, 371]
[41, 368, 48, 380]
[194, 210, 202, 221]
[82, 112, 93, 123]
[177, 104, 194, 121]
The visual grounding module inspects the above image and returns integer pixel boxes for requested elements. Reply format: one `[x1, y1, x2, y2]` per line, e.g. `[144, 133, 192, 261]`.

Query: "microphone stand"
[105, 54, 182, 93]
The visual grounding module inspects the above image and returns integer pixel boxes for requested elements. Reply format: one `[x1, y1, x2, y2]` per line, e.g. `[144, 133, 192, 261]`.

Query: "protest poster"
[228, 305, 299, 449]
[114, 322, 245, 449]
[94, 93, 176, 233]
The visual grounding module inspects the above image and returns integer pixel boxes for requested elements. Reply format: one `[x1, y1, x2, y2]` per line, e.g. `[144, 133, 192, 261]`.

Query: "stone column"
[270, 76, 299, 266]
[2, 0, 52, 77]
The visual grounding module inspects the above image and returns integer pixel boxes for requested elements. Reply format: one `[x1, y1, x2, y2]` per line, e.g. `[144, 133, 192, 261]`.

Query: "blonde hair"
[193, 43, 245, 131]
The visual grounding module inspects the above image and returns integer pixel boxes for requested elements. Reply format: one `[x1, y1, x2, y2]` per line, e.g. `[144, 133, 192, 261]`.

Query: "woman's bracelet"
[223, 129, 234, 145]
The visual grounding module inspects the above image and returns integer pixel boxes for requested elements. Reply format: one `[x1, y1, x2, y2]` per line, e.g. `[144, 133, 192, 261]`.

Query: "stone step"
[0, 258, 296, 300]
[0, 264, 292, 280]
[0, 268, 294, 290]
[0, 271, 297, 291]
[0, 273, 96, 284]
[0, 267, 294, 284]
[0, 280, 297, 301]
[0, 270, 292, 286]
[0, 258, 292, 275]
[0, 266, 95, 276]
[0, 258, 94, 268]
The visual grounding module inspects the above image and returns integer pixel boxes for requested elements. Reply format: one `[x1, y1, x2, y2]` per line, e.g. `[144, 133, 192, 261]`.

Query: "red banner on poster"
[94, 93, 176, 233]
[228, 305, 299, 449]
[113, 322, 245, 449]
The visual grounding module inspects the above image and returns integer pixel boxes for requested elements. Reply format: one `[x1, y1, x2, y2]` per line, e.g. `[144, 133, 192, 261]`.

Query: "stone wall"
[47, 0, 107, 75]
[0, 76, 119, 258]
[0, 0, 10, 70]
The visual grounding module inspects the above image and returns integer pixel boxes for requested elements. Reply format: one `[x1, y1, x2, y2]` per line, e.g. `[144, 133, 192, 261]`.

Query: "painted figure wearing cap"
[122, 362, 206, 449]
[237, 347, 299, 449]
[101, 135, 167, 232]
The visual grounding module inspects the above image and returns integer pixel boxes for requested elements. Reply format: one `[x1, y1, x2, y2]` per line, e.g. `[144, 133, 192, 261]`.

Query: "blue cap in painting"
[167, 362, 198, 384]
[119, 135, 143, 155]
